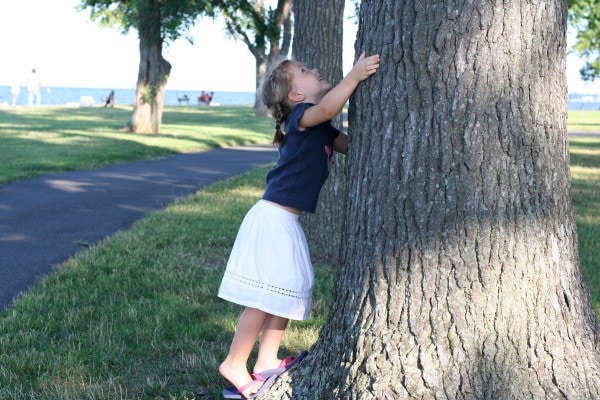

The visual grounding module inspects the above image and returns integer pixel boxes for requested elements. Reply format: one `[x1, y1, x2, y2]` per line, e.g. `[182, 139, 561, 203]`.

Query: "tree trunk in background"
[265, 0, 600, 398]
[293, 0, 346, 266]
[127, 1, 170, 134]
[255, 52, 270, 116]
[253, 0, 293, 114]
[127, 37, 171, 133]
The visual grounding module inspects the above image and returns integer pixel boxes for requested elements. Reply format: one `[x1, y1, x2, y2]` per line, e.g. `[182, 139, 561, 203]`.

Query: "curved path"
[0, 145, 277, 310]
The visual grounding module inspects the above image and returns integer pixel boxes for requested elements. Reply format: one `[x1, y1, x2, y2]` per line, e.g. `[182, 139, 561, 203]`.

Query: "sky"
[0, 0, 599, 95]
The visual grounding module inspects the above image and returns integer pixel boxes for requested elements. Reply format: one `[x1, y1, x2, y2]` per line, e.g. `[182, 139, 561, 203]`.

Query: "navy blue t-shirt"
[262, 103, 341, 213]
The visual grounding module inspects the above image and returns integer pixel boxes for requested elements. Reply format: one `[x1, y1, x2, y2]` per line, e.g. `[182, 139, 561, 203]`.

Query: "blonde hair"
[260, 59, 297, 145]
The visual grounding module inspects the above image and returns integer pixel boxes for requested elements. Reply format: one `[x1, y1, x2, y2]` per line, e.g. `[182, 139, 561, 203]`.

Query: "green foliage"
[79, 0, 217, 43]
[217, 0, 291, 57]
[568, 0, 600, 81]
[140, 84, 157, 104]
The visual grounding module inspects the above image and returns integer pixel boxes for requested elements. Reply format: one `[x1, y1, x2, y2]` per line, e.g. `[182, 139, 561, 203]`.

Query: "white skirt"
[218, 200, 314, 320]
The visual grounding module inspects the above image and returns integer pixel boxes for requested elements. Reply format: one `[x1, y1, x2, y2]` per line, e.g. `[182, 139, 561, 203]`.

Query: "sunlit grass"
[568, 110, 600, 132]
[0, 106, 272, 185]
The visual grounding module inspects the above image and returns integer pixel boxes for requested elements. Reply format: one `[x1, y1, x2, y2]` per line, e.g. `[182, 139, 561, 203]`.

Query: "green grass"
[0, 106, 272, 185]
[569, 137, 600, 316]
[568, 110, 600, 132]
[0, 107, 597, 399]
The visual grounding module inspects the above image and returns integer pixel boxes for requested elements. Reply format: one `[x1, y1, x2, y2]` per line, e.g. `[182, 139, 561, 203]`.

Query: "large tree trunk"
[293, 0, 345, 265]
[128, 36, 170, 133]
[264, 0, 600, 398]
[127, 2, 171, 134]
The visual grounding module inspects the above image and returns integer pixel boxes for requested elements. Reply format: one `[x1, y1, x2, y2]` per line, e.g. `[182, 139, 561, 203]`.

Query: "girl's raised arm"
[299, 52, 380, 129]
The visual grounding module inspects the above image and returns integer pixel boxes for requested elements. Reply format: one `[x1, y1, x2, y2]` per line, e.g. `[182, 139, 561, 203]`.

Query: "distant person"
[198, 91, 207, 105]
[27, 68, 41, 106]
[198, 91, 213, 105]
[104, 90, 115, 107]
[10, 81, 20, 106]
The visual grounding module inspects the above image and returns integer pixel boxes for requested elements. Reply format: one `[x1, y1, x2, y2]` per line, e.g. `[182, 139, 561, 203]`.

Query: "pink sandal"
[223, 373, 277, 399]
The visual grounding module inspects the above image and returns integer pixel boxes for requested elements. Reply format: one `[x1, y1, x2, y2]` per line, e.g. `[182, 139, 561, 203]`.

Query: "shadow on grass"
[569, 137, 600, 149]
[569, 138, 600, 169]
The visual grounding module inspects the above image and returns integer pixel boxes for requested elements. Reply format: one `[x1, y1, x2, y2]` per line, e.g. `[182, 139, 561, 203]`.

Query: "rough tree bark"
[127, 37, 171, 133]
[293, 0, 346, 265]
[264, 0, 600, 398]
[127, 1, 170, 134]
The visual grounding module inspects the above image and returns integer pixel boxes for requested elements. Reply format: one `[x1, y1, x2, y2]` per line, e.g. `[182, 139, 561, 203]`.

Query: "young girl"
[218, 52, 380, 399]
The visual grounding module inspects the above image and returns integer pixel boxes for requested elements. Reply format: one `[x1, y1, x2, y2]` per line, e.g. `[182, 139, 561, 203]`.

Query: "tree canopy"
[79, 0, 215, 43]
[568, 0, 600, 81]
[217, 0, 291, 59]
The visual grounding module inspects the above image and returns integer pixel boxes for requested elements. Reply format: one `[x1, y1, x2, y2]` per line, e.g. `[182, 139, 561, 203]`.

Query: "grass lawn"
[568, 110, 600, 132]
[569, 137, 600, 312]
[0, 107, 598, 399]
[0, 106, 272, 185]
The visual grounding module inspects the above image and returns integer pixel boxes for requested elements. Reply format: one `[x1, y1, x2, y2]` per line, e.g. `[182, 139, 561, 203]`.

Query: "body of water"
[0, 86, 255, 107]
[568, 94, 600, 111]
[1, 86, 599, 111]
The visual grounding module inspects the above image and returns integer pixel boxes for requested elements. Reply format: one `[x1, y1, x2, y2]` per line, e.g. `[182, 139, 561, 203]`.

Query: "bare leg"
[253, 315, 289, 374]
[219, 307, 268, 397]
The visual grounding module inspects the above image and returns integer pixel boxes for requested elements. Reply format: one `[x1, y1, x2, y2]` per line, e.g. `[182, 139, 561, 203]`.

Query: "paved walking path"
[0, 145, 277, 310]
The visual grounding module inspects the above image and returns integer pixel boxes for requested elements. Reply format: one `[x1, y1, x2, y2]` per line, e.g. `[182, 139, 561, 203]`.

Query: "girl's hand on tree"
[349, 52, 380, 82]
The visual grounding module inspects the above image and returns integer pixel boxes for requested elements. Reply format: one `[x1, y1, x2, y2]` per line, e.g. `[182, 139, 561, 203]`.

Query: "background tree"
[265, 0, 600, 398]
[79, 0, 215, 133]
[292, 0, 346, 265]
[217, 0, 292, 111]
[568, 0, 600, 81]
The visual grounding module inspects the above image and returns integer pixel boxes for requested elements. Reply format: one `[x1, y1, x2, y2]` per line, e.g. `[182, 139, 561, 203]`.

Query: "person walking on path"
[217, 52, 381, 399]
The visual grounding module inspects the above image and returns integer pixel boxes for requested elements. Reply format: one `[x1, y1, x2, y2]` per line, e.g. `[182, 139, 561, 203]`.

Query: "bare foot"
[254, 352, 306, 375]
[219, 359, 263, 397]
[252, 357, 282, 375]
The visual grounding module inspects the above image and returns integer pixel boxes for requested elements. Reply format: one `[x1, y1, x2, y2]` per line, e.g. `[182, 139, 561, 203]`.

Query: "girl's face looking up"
[288, 63, 332, 103]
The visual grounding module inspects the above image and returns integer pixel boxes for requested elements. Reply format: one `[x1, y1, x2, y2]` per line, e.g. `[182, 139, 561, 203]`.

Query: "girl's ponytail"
[260, 59, 295, 146]
[273, 105, 285, 145]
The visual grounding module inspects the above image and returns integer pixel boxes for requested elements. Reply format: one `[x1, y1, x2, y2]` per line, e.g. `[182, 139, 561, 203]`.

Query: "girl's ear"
[288, 91, 306, 103]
